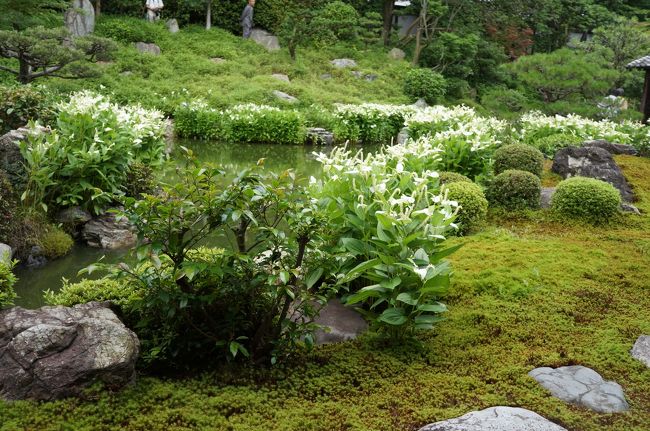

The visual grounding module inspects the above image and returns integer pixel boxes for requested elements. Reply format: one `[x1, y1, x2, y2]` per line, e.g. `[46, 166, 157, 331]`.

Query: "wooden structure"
[627, 55, 650, 124]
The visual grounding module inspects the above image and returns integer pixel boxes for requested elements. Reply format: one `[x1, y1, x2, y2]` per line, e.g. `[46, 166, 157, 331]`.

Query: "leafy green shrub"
[312, 1, 359, 43]
[0, 85, 55, 133]
[444, 182, 488, 235]
[20, 91, 166, 215]
[332, 104, 412, 144]
[403, 68, 447, 104]
[125, 162, 156, 198]
[0, 170, 18, 244]
[438, 171, 472, 185]
[38, 226, 73, 259]
[95, 16, 169, 44]
[493, 144, 544, 178]
[313, 147, 458, 342]
[89, 162, 331, 368]
[488, 169, 541, 210]
[480, 87, 533, 119]
[174, 101, 222, 140]
[44, 278, 142, 310]
[530, 133, 584, 158]
[223, 104, 305, 145]
[0, 260, 17, 309]
[551, 177, 621, 223]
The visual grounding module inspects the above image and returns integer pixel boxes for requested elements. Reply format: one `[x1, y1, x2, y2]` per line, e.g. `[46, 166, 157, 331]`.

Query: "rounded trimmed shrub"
[438, 171, 472, 185]
[488, 169, 541, 210]
[39, 226, 74, 259]
[551, 177, 621, 223]
[403, 68, 447, 104]
[493, 144, 545, 178]
[444, 182, 488, 235]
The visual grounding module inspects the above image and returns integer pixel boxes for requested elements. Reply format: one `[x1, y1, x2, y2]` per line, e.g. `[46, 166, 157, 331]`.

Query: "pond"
[13, 140, 344, 308]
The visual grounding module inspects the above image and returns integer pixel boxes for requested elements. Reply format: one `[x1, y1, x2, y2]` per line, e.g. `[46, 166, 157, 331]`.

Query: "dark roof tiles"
[627, 55, 650, 69]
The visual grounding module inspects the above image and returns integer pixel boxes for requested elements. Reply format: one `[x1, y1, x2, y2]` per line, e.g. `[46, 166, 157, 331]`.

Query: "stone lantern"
[626, 55, 650, 124]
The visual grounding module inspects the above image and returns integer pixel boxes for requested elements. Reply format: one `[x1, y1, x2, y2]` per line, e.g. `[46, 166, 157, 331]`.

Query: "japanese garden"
[0, 0, 649, 430]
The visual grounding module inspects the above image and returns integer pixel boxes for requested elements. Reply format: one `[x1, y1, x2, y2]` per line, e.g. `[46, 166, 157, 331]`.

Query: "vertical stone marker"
[64, 0, 96, 37]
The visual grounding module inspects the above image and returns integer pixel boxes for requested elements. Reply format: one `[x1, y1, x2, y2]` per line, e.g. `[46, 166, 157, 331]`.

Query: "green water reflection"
[14, 140, 335, 308]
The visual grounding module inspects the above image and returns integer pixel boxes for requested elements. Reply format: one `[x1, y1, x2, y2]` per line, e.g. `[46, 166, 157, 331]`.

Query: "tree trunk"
[94, 0, 101, 17]
[206, 0, 212, 30]
[18, 59, 31, 84]
[382, 0, 394, 47]
[411, 0, 427, 66]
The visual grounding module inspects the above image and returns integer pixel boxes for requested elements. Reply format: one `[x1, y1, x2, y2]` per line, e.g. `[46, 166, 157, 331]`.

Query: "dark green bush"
[38, 226, 74, 259]
[0, 260, 17, 309]
[488, 169, 541, 210]
[0, 170, 18, 244]
[95, 16, 169, 44]
[403, 68, 447, 104]
[493, 144, 544, 178]
[444, 181, 488, 235]
[438, 171, 472, 185]
[222, 105, 306, 145]
[480, 87, 533, 118]
[530, 133, 584, 158]
[551, 177, 621, 223]
[0, 85, 55, 133]
[125, 162, 156, 198]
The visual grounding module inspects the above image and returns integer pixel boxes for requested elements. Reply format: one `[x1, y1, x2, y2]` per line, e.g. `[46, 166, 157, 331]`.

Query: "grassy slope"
[1, 161, 649, 430]
[37, 20, 411, 115]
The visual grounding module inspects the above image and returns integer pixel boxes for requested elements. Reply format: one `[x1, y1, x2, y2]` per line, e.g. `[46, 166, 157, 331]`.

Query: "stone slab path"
[528, 365, 629, 413]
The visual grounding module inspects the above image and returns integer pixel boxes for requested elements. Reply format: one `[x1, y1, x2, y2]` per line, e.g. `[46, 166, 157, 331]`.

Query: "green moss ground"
[1, 157, 649, 430]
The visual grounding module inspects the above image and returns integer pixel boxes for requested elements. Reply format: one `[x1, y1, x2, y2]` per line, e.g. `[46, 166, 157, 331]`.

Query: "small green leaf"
[378, 307, 407, 326]
[305, 268, 324, 289]
[396, 292, 418, 306]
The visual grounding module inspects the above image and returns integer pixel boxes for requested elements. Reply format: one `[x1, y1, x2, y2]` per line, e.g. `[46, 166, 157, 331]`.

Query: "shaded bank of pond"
[13, 140, 335, 308]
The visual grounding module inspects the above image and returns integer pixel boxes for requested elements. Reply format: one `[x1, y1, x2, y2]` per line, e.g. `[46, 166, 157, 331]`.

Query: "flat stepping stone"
[313, 299, 367, 344]
[331, 58, 357, 68]
[418, 406, 567, 431]
[271, 73, 290, 82]
[528, 365, 629, 413]
[632, 335, 650, 367]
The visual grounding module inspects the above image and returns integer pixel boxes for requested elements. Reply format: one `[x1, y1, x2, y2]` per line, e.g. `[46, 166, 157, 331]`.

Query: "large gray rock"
[418, 407, 567, 431]
[135, 42, 161, 56]
[250, 29, 280, 52]
[388, 48, 406, 60]
[272, 90, 299, 104]
[331, 58, 357, 69]
[305, 128, 334, 146]
[397, 128, 410, 145]
[271, 73, 290, 82]
[528, 365, 629, 413]
[312, 299, 367, 344]
[55, 206, 92, 226]
[0, 126, 48, 189]
[631, 335, 650, 368]
[166, 19, 179, 33]
[551, 146, 635, 202]
[0, 243, 12, 265]
[413, 98, 428, 109]
[64, 0, 95, 37]
[540, 187, 556, 209]
[583, 140, 638, 156]
[82, 211, 136, 249]
[0, 302, 139, 401]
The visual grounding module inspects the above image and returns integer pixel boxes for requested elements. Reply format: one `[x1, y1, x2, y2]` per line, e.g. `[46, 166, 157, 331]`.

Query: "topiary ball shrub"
[403, 68, 447, 104]
[488, 169, 541, 210]
[438, 171, 472, 185]
[493, 144, 545, 178]
[444, 182, 488, 235]
[551, 177, 621, 224]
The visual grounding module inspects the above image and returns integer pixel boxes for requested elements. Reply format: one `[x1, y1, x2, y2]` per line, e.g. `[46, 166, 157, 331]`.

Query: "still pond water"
[14, 140, 345, 308]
